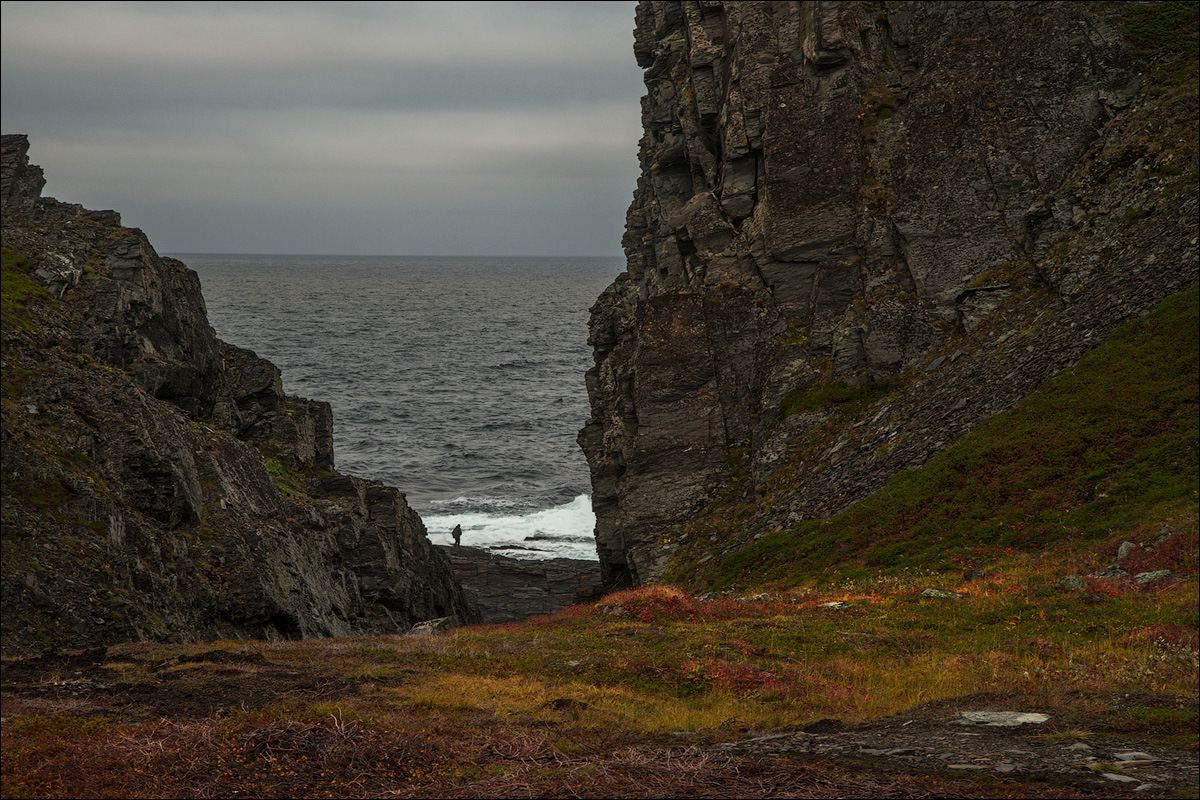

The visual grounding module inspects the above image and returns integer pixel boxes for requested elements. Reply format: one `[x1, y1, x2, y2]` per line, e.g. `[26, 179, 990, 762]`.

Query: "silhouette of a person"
[451, 524, 462, 547]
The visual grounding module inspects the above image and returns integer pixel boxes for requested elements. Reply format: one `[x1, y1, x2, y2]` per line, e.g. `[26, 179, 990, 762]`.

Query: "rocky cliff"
[436, 546, 604, 625]
[579, 1, 1199, 588]
[1, 135, 478, 653]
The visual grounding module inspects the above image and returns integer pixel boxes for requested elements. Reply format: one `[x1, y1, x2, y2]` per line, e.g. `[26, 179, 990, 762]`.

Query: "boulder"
[1133, 570, 1172, 586]
[1059, 575, 1087, 591]
[406, 616, 459, 636]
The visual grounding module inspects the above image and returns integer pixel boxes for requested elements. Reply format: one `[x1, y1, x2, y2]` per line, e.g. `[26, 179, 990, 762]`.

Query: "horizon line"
[165, 251, 627, 260]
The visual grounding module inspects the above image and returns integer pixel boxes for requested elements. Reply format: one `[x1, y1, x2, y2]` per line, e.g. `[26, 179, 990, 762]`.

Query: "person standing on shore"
[451, 524, 462, 547]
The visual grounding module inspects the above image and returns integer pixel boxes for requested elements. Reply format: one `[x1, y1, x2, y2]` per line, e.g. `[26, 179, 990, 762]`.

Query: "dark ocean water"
[179, 254, 622, 560]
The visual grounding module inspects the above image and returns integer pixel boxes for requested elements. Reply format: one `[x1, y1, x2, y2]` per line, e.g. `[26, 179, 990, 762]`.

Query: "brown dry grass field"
[3, 557, 1197, 798]
[3, 273, 1198, 800]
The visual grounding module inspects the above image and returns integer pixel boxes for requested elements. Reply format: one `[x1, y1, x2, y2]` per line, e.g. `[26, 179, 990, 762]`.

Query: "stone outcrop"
[579, 2, 1199, 587]
[437, 546, 604, 625]
[1, 134, 478, 653]
[1, 134, 46, 203]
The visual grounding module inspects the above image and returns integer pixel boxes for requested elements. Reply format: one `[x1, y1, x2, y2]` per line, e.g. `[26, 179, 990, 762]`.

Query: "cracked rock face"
[579, 1, 1196, 588]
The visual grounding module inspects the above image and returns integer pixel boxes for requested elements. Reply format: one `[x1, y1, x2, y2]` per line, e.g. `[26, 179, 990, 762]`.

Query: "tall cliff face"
[580, 2, 1199, 588]
[2, 135, 477, 653]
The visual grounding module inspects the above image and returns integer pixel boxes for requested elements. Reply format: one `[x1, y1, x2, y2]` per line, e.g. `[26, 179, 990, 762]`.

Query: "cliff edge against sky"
[2, 135, 477, 653]
[580, 1, 1198, 588]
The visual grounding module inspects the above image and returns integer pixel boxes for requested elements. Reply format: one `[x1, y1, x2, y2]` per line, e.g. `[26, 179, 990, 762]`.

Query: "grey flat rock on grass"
[920, 588, 964, 599]
[1102, 772, 1142, 783]
[405, 616, 459, 636]
[950, 712, 1051, 727]
[1133, 569, 1172, 585]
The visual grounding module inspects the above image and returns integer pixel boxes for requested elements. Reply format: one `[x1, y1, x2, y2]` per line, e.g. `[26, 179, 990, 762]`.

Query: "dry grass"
[4, 543, 1196, 797]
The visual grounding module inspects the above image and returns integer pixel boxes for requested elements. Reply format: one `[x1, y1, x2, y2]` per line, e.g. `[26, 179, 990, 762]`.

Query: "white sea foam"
[424, 494, 598, 561]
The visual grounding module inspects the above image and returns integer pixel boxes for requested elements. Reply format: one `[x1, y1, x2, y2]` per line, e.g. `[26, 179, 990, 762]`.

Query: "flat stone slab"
[1133, 570, 1172, 585]
[920, 588, 964, 599]
[950, 711, 1051, 727]
[1101, 772, 1141, 783]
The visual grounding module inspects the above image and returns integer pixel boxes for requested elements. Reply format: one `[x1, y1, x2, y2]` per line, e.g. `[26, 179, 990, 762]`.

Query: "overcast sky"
[1, 1, 644, 256]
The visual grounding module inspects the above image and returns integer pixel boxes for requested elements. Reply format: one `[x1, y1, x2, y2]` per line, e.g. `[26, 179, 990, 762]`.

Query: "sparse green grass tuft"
[1, 242, 49, 330]
[1121, 1, 1200, 91]
[1120, 1, 1199, 60]
[781, 376, 902, 417]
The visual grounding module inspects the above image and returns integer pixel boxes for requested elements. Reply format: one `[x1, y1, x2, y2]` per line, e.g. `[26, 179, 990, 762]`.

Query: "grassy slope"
[669, 283, 1198, 592]
[1, 243, 49, 331]
[2, 578, 1196, 797]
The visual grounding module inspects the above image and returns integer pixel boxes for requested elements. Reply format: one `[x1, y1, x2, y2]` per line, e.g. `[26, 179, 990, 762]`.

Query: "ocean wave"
[428, 495, 536, 514]
[189, 255, 620, 563]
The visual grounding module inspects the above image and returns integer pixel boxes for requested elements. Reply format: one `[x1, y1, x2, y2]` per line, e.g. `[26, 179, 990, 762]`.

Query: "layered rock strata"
[1, 135, 477, 652]
[580, 2, 1199, 587]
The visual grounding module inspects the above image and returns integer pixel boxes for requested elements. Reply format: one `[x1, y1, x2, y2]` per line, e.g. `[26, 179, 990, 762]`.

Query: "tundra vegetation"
[3, 2, 1198, 796]
[2, 284, 1196, 798]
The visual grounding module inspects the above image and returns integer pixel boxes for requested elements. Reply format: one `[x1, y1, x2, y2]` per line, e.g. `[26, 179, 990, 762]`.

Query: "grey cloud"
[4, 62, 636, 129]
[3, 2, 634, 68]
[1, 1, 643, 256]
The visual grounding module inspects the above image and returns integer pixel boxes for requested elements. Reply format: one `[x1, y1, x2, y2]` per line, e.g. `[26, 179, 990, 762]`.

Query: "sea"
[178, 254, 623, 561]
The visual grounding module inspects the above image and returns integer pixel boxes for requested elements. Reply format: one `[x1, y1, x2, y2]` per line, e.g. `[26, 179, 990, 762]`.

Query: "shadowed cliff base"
[436, 545, 604, 625]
